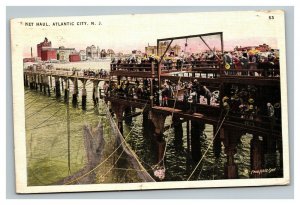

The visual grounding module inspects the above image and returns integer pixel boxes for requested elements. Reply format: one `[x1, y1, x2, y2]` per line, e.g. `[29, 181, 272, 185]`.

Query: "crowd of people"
[223, 49, 279, 76]
[104, 79, 152, 101]
[103, 78, 219, 110]
[82, 69, 109, 78]
[154, 79, 218, 108]
[221, 85, 281, 122]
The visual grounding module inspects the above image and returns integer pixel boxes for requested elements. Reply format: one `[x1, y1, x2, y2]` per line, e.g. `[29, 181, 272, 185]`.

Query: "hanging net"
[103, 102, 156, 182]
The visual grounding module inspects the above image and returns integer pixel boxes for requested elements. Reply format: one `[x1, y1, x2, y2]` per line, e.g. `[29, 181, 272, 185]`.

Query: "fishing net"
[103, 102, 156, 182]
[57, 122, 106, 185]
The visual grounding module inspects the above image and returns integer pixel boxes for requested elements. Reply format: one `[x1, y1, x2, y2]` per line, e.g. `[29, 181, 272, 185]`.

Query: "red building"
[37, 37, 52, 58]
[69, 53, 81, 62]
[41, 48, 57, 61]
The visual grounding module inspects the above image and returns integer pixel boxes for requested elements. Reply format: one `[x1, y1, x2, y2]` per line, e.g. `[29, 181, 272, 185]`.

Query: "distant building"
[86, 45, 100, 59]
[56, 46, 76, 62]
[41, 48, 57, 61]
[115, 52, 124, 58]
[145, 45, 157, 56]
[107, 49, 115, 57]
[256, 44, 271, 52]
[79, 50, 87, 61]
[37, 37, 52, 58]
[145, 42, 181, 56]
[100, 49, 107, 58]
[69, 53, 81, 62]
[234, 44, 271, 52]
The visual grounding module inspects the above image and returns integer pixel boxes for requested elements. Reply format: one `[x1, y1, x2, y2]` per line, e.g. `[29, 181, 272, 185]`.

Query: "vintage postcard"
[10, 10, 289, 193]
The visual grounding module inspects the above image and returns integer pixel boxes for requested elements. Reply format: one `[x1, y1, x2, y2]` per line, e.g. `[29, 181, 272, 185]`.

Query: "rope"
[26, 100, 59, 119]
[28, 106, 63, 130]
[63, 101, 149, 185]
[99, 148, 125, 181]
[25, 97, 44, 111]
[104, 101, 154, 180]
[186, 109, 229, 181]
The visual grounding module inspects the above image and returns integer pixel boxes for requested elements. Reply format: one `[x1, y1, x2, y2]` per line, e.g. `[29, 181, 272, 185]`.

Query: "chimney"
[31, 47, 33, 57]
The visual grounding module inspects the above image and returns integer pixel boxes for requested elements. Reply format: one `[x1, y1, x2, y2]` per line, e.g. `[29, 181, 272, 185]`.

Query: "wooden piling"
[72, 78, 78, 107]
[81, 79, 87, 110]
[250, 135, 264, 178]
[55, 77, 61, 98]
[223, 130, 239, 179]
[64, 78, 68, 102]
[93, 81, 100, 107]
[186, 120, 190, 153]
[213, 125, 222, 158]
[191, 120, 204, 162]
[173, 116, 183, 146]
[124, 106, 133, 124]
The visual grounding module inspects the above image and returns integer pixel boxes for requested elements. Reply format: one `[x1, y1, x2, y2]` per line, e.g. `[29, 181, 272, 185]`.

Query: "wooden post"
[150, 111, 167, 165]
[82, 80, 87, 110]
[49, 75, 52, 88]
[93, 81, 100, 107]
[39, 75, 43, 92]
[124, 106, 133, 125]
[187, 120, 190, 153]
[173, 116, 183, 147]
[42, 76, 47, 95]
[35, 74, 38, 90]
[55, 77, 61, 98]
[223, 130, 239, 179]
[250, 135, 264, 178]
[110, 103, 126, 136]
[263, 135, 278, 177]
[191, 120, 204, 162]
[213, 124, 222, 158]
[72, 78, 78, 107]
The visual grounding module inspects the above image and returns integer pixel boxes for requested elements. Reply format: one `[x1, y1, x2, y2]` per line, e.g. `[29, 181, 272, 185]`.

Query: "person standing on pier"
[158, 89, 163, 107]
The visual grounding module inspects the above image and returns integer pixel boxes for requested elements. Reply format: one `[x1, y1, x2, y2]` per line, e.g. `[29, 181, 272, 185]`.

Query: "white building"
[79, 50, 87, 61]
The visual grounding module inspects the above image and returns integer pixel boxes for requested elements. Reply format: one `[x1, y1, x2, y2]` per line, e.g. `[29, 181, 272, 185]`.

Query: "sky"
[10, 10, 284, 57]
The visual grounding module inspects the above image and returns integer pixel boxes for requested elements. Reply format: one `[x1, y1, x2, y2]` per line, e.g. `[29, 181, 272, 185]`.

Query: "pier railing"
[220, 68, 280, 78]
[24, 70, 110, 80]
[111, 63, 156, 72]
